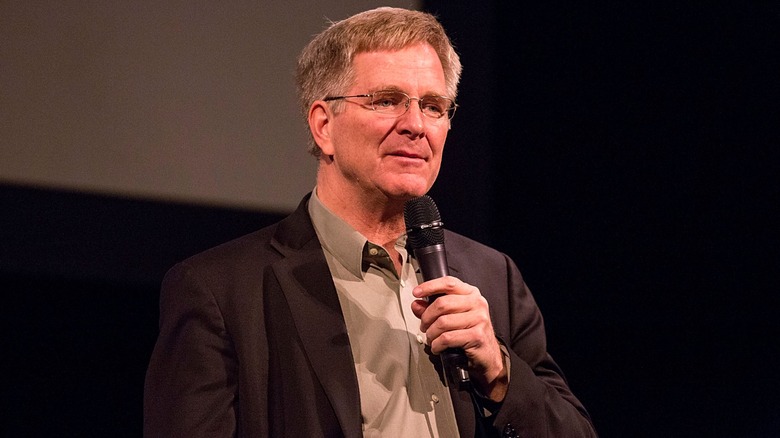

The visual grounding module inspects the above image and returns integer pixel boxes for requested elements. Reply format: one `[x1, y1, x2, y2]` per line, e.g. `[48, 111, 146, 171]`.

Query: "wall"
[1, 0, 418, 212]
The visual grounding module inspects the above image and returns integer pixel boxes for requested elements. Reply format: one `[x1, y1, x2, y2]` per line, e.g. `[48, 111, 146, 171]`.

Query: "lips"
[388, 149, 426, 161]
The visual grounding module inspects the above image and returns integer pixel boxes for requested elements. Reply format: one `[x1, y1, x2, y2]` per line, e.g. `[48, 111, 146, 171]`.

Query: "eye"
[371, 91, 405, 109]
[421, 97, 449, 117]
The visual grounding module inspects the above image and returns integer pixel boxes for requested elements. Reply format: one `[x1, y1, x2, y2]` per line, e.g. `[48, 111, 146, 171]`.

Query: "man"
[144, 7, 596, 437]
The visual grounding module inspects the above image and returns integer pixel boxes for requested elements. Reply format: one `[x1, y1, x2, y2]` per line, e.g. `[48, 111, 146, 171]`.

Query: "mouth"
[388, 150, 427, 161]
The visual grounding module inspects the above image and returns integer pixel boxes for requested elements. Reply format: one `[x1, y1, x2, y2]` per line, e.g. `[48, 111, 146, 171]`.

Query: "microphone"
[404, 195, 471, 391]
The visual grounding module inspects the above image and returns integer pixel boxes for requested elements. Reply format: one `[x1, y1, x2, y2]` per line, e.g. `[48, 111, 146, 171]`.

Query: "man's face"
[320, 43, 451, 203]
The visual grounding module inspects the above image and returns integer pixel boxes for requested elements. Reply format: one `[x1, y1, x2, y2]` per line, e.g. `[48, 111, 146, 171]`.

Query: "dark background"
[2, 2, 778, 436]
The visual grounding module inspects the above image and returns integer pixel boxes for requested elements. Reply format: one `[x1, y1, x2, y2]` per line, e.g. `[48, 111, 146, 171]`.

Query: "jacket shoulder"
[183, 224, 280, 271]
[176, 194, 317, 275]
[444, 230, 509, 266]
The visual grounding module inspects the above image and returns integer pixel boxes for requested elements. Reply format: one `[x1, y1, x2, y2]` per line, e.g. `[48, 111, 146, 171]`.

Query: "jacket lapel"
[270, 196, 363, 438]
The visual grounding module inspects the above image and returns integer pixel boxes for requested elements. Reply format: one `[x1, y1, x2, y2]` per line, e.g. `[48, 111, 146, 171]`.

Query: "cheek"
[430, 129, 448, 157]
[339, 118, 388, 149]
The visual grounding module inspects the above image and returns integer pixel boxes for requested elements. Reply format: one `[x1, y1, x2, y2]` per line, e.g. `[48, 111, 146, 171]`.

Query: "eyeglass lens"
[369, 91, 454, 119]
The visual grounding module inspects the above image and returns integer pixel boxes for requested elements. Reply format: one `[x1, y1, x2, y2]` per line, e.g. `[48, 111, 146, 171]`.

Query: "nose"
[396, 98, 426, 138]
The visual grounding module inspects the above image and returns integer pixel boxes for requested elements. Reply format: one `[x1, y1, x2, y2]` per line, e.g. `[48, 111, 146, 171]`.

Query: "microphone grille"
[404, 195, 445, 249]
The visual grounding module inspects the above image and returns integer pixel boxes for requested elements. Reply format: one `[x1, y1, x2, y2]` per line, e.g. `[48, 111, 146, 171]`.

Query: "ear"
[308, 100, 335, 157]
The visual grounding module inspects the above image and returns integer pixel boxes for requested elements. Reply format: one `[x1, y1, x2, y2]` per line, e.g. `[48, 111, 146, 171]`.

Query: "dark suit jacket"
[144, 194, 597, 437]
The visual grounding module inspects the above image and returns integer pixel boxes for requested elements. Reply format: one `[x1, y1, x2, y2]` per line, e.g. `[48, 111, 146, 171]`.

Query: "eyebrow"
[369, 86, 449, 98]
[367, 85, 402, 93]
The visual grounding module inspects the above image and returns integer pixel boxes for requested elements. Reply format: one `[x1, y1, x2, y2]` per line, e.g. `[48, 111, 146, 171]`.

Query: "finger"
[429, 323, 496, 356]
[410, 299, 429, 319]
[417, 294, 472, 330]
[418, 288, 488, 325]
[412, 276, 467, 299]
[428, 326, 480, 354]
[423, 311, 473, 343]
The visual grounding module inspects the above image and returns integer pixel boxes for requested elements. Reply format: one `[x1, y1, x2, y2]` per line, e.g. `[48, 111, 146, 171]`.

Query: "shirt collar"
[308, 188, 369, 278]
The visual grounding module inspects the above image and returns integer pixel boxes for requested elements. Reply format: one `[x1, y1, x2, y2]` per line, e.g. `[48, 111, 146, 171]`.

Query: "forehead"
[350, 43, 447, 94]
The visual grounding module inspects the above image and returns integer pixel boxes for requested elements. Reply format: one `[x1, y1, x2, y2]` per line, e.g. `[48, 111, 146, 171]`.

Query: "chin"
[380, 175, 435, 201]
[389, 185, 430, 201]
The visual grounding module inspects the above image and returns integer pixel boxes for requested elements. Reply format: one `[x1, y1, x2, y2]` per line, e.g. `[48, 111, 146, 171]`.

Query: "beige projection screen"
[1, 1, 420, 212]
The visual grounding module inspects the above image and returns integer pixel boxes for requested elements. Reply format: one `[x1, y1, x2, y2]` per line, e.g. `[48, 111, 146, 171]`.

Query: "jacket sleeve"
[488, 253, 598, 437]
[143, 262, 239, 437]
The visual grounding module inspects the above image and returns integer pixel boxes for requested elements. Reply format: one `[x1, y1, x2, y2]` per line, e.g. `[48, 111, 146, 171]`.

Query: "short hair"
[295, 7, 462, 157]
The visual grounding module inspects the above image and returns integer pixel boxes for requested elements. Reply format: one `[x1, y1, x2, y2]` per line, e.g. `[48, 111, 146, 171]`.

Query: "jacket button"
[503, 423, 518, 438]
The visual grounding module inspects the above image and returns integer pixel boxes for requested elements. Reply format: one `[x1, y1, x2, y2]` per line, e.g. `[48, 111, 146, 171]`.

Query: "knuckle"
[443, 277, 459, 289]
[438, 331, 454, 347]
[434, 299, 451, 313]
[437, 313, 452, 330]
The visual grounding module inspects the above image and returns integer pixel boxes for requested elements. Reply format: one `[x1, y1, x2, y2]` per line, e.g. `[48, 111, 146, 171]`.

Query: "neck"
[316, 184, 407, 247]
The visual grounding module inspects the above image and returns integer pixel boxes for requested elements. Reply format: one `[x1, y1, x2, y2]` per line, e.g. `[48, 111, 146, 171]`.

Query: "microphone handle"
[413, 244, 448, 279]
[413, 245, 472, 391]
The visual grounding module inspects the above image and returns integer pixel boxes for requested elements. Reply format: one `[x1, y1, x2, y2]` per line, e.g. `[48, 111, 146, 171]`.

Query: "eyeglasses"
[323, 90, 457, 120]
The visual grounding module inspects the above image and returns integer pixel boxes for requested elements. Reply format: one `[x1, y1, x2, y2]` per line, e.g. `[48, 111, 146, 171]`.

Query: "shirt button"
[369, 247, 379, 256]
[416, 334, 425, 344]
[431, 394, 440, 404]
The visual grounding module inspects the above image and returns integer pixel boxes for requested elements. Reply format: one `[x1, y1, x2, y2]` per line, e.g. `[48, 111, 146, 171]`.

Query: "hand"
[411, 276, 508, 401]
